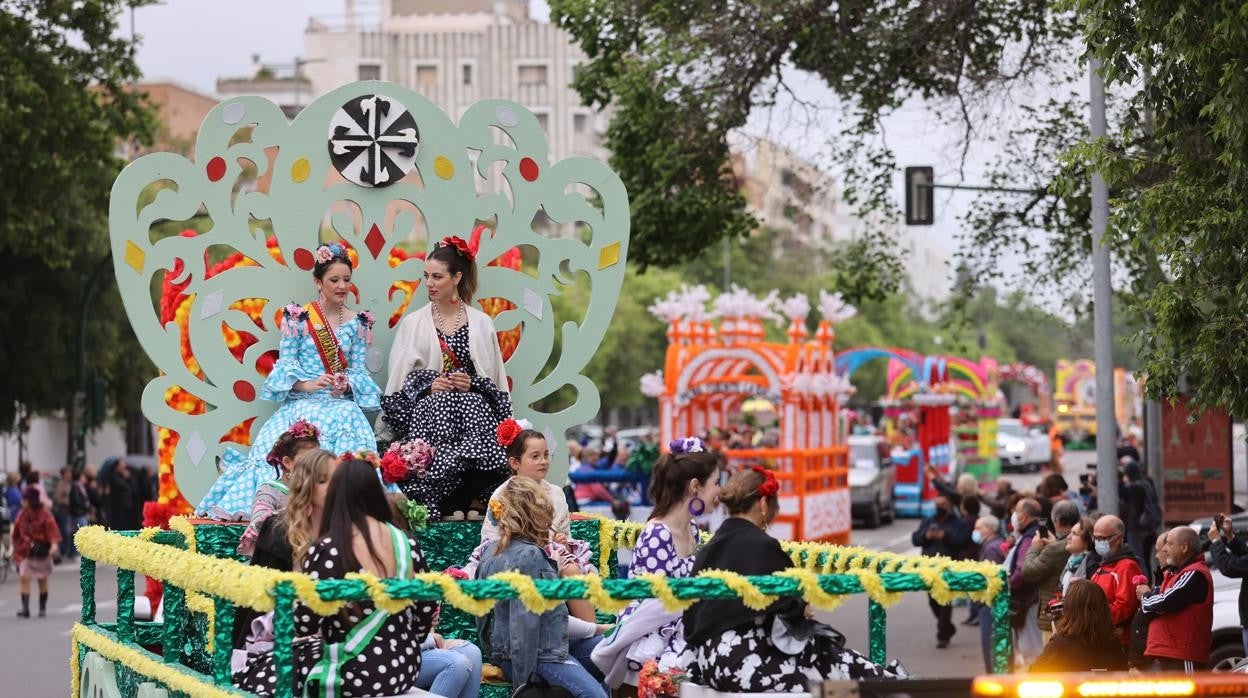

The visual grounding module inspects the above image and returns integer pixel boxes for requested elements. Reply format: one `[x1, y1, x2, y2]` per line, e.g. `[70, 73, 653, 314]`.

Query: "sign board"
[1161, 396, 1232, 522]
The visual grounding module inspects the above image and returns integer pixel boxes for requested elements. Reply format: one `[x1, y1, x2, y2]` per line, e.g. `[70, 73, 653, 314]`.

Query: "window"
[461, 63, 474, 86]
[573, 113, 588, 134]
[416, 65, 438, 91]
[358, 64, 381, 81]
[518, 64, 548, 86]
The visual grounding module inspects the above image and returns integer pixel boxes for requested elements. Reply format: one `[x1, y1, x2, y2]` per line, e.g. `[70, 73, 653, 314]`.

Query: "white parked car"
[997, 418, 1051, 472]
[1210, 567, 1245, 670]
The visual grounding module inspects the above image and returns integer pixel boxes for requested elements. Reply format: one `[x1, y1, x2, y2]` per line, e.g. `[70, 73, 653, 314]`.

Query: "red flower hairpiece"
[496, 418, 523, 448]
[340, 449, 381, 468]
[753, 466, 779, 497]
[439, 235, 475, 261]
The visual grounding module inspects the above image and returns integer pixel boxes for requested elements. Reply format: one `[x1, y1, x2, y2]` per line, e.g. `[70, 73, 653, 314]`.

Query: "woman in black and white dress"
[232, 458, 437, 697]
[380, 235, 512, 520]
[682, 467, 907, 692]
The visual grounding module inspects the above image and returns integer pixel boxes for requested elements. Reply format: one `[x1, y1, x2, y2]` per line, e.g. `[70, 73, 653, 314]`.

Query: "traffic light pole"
[1089, 59, 1119, 516]
[71, 253, 113, 472]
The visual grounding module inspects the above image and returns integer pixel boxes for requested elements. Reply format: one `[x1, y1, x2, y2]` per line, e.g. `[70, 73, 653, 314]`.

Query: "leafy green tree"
[0, 1, 154, 435]
[550, 0, 1076, 298]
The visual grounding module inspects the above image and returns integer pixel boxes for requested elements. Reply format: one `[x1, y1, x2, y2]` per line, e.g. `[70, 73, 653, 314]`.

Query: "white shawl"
[383, 303, 509, 396]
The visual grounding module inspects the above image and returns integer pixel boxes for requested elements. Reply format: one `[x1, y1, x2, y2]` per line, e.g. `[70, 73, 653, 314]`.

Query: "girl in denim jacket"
[476, 477, 607, 698]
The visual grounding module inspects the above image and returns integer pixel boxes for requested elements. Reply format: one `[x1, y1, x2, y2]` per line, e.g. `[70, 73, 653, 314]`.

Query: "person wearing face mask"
[911, 494, 972, 648]
[1023, 500, 1080, 644]
[1003, 498, 1044, 667]
[1137, 526, 1213, 673]
[972, 515, 1007, 673]
[1089, 514, 1145, 647]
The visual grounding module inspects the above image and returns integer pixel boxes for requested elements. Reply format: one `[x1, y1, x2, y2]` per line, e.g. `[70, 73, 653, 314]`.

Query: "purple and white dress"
[591, 521, 697, 688]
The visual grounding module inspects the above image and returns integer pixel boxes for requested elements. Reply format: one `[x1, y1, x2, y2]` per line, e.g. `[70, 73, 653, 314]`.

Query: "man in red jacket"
[1137, 526, 1213, 673]
[1089, 514, 1144, 644]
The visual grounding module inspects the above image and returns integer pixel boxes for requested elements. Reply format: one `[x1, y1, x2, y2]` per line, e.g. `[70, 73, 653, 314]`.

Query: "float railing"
[72, 518, 1010, 697]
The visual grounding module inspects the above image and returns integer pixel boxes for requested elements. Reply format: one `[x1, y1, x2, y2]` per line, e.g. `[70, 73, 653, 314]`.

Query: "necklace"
[432, 299, 464, 335]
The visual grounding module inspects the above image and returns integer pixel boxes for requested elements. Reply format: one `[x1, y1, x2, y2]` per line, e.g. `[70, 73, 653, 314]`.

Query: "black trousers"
[929, 594, 955, 641]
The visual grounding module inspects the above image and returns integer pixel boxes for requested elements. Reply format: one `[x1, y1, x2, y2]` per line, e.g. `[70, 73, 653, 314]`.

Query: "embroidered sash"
[305, 524, 413, 697]
[305, 302, 347, 375]
[437, 329, 463, 373]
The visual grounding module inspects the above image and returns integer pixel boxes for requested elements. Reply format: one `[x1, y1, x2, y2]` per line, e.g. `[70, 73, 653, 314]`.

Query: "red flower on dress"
[439, 235, 475, 261]
[496, 418, 523, 447]
[753, 465, 779, 497]
[380, 450, 410, 484]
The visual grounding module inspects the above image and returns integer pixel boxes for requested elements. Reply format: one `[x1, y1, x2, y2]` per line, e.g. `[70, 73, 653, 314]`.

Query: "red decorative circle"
[206, 156, 227, 182]
[293, 248, 315, 270]
[519, 157, 539, 182]
[233, 380, 256, 402]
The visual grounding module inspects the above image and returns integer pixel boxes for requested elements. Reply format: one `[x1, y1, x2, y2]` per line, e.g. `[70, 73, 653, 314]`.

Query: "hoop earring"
[687, 496, 705, 517]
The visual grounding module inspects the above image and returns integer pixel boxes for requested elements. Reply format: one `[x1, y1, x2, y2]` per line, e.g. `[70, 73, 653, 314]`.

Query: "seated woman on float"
[591, 436, 721, 689]
[380, 233, 511, 521]
[683, 467, 908, 691]
[232, 456, 437, 697]
[197, 242, 380, 520]
[449, 419, 602, 627]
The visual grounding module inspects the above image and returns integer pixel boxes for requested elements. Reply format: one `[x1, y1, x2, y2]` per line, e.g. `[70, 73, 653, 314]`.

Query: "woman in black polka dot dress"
[381, 235, 513, 520]
[232, 458, 437, 697]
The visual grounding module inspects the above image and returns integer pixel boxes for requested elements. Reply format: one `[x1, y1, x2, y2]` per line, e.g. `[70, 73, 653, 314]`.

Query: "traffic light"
[905, 166, 934, 225]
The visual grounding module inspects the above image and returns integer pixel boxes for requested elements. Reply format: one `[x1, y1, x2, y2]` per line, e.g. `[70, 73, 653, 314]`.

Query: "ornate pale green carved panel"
[109, 82, 630, 504]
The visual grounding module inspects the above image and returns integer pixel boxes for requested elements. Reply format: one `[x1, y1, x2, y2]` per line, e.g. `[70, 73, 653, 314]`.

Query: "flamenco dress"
[380, 323, 510, 519]
[196, 307, 381, 519]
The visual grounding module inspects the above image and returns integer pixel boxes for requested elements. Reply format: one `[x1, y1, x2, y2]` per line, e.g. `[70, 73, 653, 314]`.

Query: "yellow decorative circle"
[291, 157, 311, 183]
[434, 155, 455, 180]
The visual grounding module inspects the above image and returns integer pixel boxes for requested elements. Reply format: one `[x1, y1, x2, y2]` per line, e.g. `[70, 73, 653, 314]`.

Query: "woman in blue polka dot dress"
[197, 243, 382, 520]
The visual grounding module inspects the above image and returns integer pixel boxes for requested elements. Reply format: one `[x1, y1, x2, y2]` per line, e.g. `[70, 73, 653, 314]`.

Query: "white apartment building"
[301, 0, 607, 165]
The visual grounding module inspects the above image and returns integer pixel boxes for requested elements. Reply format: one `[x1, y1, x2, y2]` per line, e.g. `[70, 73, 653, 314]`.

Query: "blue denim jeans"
[501, 636, 607, 698]
[419, 641, 483, 698]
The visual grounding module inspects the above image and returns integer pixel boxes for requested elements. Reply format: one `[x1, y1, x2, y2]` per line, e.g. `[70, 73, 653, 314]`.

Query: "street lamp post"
[1089, 58, 1119, 516]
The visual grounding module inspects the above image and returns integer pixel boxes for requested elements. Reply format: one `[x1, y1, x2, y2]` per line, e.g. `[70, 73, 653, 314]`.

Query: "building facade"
[302, 0, 607, 165]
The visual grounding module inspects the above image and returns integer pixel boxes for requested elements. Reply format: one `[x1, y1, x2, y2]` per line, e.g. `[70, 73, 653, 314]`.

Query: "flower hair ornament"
[488, 498, 505, 521]
[286, 419, 319, 440]
[752, 466, 780, 497]
[315, 242, 348, 264]
[496, 417, 534, 448]
[668, 436, 706, 455]
[340, 449, 381, 467]
[438, 235, 475, 261]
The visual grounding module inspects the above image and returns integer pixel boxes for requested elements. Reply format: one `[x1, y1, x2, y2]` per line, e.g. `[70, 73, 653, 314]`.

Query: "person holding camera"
[1208, 513, 1248, 659]
[12, 487, 60, 618]
[1029, 579, 1128, 673]
[911, 494, 972, 649]
[1023, 500, 1081, 644]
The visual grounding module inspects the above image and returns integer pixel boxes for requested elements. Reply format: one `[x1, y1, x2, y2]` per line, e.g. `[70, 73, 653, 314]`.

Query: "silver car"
[849, 435, 896, 529]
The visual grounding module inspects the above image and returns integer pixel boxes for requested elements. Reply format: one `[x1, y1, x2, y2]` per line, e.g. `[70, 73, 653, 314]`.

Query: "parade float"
[74, 82, 1011, 696]
[642, 286, 857, 542]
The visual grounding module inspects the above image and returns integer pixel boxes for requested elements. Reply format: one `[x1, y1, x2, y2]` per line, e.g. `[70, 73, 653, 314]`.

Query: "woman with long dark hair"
[1030, 579, 1127, 673]
[198, 242, 381, 520]
[683, 468, 907, 691]
[233, 458, 437, 696]
[381, 232, 512, 520]
[591, 438, 721, 690]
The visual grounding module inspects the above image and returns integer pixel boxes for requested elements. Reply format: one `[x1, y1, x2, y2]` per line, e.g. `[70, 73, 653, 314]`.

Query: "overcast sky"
[131, 0, 1047, 295]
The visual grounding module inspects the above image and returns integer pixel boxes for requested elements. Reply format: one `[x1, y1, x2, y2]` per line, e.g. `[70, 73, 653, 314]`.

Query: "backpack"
[1138, 479, 1162, 533]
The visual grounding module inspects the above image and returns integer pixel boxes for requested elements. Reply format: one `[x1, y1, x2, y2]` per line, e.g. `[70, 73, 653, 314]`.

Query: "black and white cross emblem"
[327, 94, 420, 187]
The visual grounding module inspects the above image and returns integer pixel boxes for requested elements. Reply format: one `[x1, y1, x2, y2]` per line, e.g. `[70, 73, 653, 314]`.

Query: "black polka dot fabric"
[380, 324, 512, 519]
[232, 535, 437, 696]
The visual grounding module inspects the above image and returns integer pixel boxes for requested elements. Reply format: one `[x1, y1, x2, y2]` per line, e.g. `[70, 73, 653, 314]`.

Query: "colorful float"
[74, 83, 1011, 696]
[645, 286, 856, 542]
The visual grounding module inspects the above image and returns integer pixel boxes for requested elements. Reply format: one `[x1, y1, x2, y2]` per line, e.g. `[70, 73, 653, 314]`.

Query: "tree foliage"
[550, 0, 1075, 296]
[0, 1, 154, 431]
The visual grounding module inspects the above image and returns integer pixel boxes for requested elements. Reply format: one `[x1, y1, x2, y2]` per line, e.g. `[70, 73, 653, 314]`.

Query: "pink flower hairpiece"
[315, 242, 347, 264]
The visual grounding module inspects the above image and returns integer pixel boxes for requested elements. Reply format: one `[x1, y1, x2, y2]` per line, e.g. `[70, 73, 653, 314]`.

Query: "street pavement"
[0, 454, 1092, 694]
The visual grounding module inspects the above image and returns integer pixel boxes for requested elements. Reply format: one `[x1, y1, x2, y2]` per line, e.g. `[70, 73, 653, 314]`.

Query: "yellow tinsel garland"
[634, 573, 694, 612]
[76, 522, 1006, 626]
[490, 571, 565, 613]
[575, 574, 632, 614]
[697, 570, 776, 611]
[168, 516, 218, 652]
[775, 568, 848, 611]
[71, 623, 241, 698]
